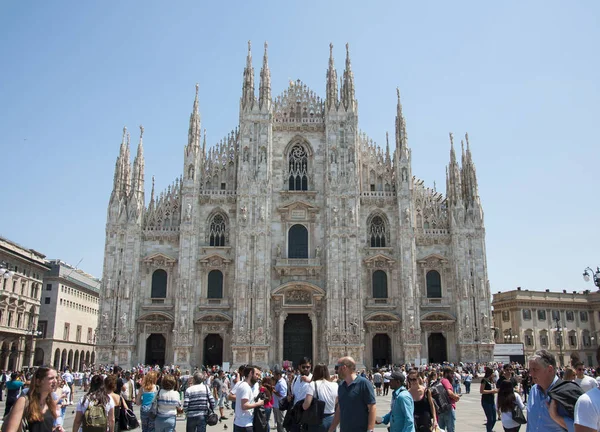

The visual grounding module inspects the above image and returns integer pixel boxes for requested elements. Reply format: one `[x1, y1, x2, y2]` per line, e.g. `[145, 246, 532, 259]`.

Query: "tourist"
[3, 367, 60, 432]
[136, 371, 159, 432]
[73, 374, 115, 432]
[62, 368, 74, 404]
[212, 371, 228, 422]
[373, 370, 383, 396]
[271, 369, 287, 432]
[121, 371, 136, 410]
[407, 369, 436, 431]
[377, 370, 414, 432]
[289, 358, 313, 432]
[574, 362, 599, 393]
[437, 367, 460, 432]
[184, 371, 216, 432]
[106, 374, 128, 432]
[234, 366, 263, 432]
[260, 376, 274, 432]
[383, 370, 391, 396]
[497, 380, 525, 432]
[155, 374, 181, 432]
[4, 373, 26, 416]
[478, 367, 497, 432]
[328, 356, 376, 432]
[302, 363, 338, 432]
[497, 364, 519, 391]
[54, 377, 69, 427]
[463, 370, 473, 394]
[527, 350, 571, 432]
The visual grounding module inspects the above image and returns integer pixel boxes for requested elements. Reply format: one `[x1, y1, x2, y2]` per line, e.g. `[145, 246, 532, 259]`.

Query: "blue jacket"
[382, 386, 415, 432]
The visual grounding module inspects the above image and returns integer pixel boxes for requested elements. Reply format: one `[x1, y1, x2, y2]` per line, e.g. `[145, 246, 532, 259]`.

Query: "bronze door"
[283, 314, 312, 367]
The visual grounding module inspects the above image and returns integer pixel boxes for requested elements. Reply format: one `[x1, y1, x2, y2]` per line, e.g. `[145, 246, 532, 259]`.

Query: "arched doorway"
[145, 334, 166, 366]
[283, 314, 312, 367]
[73, 351, 80, 371]
[1, 342, 10, 369]
[428, 333, 447, 363]
[53, 349, 60, 369]
[85, 351, 90, 365]
[203, 334, 223, 366]
[372, 334, 391, 367]
[34, 348, 44, 366]
[8, 343, 18, 371]
[61, 349, 67, 371]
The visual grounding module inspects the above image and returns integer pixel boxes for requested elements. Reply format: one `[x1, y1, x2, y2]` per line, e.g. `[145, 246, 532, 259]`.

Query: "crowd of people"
[3, 351, 600, 432]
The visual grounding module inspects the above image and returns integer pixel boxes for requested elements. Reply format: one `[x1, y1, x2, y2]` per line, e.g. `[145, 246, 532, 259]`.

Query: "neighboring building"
[0, 236, 51, 370]
[492, 288, 600, 367]
[97, 43, 494, 369]
[38, 260, 100, 370]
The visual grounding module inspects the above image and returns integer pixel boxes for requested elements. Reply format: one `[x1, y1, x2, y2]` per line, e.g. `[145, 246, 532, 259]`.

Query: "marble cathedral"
[97, 42, 494, 369]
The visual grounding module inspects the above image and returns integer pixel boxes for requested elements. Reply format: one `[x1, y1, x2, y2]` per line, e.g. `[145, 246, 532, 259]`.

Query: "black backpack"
[430, 380, 452, 414]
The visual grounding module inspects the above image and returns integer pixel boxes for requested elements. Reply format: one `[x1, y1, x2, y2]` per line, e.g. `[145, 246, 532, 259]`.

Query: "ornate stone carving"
[285, 289, 311, 305]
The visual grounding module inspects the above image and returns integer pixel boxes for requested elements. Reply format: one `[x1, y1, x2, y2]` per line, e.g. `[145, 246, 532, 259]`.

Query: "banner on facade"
[494, 344, 524, 356]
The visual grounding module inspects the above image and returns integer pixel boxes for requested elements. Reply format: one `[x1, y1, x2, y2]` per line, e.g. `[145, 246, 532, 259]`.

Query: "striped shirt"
[184, 383, 215, 418]
[157, 389, 181, 417]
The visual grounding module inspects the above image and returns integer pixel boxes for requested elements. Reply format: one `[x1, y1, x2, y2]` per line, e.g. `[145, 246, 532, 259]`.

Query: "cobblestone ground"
[0, 384, 525, 432]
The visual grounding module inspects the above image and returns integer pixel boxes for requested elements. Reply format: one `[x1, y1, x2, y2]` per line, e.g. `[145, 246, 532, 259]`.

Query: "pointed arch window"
[372, 270, 388, 299]
[426, 270, 442, 298]
[208, 213, 228, 246]
[288, 224, 308, 258]
[368, 215, 387, 247]
[207, 270, 223, 299]
[151, 269, 167, 298]
[288, 145, 308, 191]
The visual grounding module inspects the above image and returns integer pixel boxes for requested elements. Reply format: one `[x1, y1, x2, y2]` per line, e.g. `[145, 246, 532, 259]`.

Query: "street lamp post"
[25, 327, 42, 368]
[504, 328, 518, 343]
[583, 267, 600, 290]
[555, 317, 566, 367]
[0, 262, 15, 281]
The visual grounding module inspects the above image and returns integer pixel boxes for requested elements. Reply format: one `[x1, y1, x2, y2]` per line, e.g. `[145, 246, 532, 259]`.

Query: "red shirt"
[261, 386, 273, 409]
[440, 378, 456, 409]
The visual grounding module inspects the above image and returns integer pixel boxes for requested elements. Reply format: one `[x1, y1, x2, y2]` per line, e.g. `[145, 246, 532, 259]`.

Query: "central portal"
[283, 314, 312, 366]
[203, 334, 224, 366]
[145, 334, 166, 366]
[428, 333, 447, 363]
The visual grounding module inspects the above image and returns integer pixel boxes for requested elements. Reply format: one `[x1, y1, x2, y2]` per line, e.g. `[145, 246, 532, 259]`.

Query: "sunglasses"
[301, 365, 311, 370]
[334, 364, 344, 371]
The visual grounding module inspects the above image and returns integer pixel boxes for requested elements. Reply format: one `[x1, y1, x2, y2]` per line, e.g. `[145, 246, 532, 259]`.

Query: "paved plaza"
[0, 383, 525, 432]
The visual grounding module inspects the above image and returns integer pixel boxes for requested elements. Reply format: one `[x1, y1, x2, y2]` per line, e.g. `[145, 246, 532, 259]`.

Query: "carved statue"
[404, 207, 411, 223]
[276, 244, 281, 257]
[332, 207, 338, 226]
[240, 206, 248, 223]
[259, 205, 265, 221]
[119, 312, 127, 328]
[102, 312, 109, 330]
[349, 208, 355, 224]
[185, 203, 192, 221]
[315, 246, 321, 258]
[180, 314, 187, 331]
[402, 168, 408, 182]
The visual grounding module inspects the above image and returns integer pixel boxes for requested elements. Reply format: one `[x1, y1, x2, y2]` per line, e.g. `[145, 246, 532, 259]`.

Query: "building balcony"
[274, 258, 322, 277]
[420, 297, 452, 308]
[140, 298, 174, 311]
[364, 298, 397, 309]
[197, 298, 232, 310]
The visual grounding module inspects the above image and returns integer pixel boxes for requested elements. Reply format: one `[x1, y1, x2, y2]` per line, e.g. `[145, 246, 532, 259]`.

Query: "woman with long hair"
[260, 376, 274, 432]
[3, 367, 61, 432]
[302, 363, 338, 432]
[154, 374, 181, 432]
[497, 380, 525, 432]
[105, 374, 128, 432]
[53, 377, 69, 427]
[136, 371, 159, 432]
[73, 374, 115, 432]
[407, 370, 437, 432]
[480, 367, 498, 432]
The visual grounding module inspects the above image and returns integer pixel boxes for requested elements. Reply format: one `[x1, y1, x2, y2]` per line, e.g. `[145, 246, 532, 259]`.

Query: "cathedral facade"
[97, 43, 494, 370]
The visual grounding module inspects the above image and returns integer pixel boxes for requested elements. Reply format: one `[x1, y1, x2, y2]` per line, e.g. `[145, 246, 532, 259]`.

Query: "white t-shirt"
[292, 374, 313, 403]
[576, 375, 599, 393]
[383, 372, 391, 383]
[76, 396, 115, 421]
[575, 387, 600, 430]
[305, 380, 338, 415]
[500, 393, 525, 429]
[230, 380, 241, 397]
[234, 381, 255, 427]
[61, 384, 71, 403]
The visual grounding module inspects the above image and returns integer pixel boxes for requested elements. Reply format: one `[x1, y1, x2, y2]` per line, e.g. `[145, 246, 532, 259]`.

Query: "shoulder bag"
[119, 396, 140, 430]
[204, 384, 219, 426]
[301, 382, 326, 426]
[511, 403, 527, 425]
[149, 386, 160, 419]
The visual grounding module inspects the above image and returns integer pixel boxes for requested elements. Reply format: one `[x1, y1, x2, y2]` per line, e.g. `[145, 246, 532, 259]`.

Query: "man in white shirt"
[62, 368, 74, 404]
[574, 386, 600, 431]
[383, 370, 391, 396]
[575, 362, 599, 393]
[121, 371, 137, 409]
[272, 369, 288, 432]
[234, 366, 263, 432]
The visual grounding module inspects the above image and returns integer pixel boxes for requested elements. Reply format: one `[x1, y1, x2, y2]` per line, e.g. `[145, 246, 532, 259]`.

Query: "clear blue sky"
[1, 1, 598, 293]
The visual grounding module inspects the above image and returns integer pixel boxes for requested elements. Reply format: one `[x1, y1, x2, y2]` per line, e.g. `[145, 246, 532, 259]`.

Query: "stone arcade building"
[97, 43, 494, 369]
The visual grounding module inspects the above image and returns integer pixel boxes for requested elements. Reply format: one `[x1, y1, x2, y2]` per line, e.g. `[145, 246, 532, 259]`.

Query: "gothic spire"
[385, 132, 391, 165]
[187, 84, 201, 155]
[326, 43, 338, 111]
[341, 43, 356, 111]
[447, 132, 463, 206]
[132, 125, 145, 196]
[461, 132, 479, 205]
[241, 41, 255, 110]
[123, 130, 132, 198]
[395, 88, 409, 158]
[259, 41, 271, 111]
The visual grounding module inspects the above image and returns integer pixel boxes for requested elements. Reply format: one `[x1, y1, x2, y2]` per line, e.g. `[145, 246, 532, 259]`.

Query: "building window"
[552, 310, 560, 321]
[87, 327, 93, 344]
[7, 312, 13, 327]
[76, 325, 82, 343]
[368, 215, 387, 247]
[63, 323, 70, 341]
[537, 309, 546, 321]
[207, 270, 224, 299]
[555, 334, 561, 346]
[288, 144, 308, 191]
[151, 269, 168, 298]
[568, 331, 577, 347]
[502, 311, 510, 322]
[566, 311, 574, 321]
[580, 311, 589, 322]
[540, 331, 548, 347]
[208, 213, 228, 246]
[44, 297, 51, 304]
[288, 224, 308, 259]
[372, 270, 388, 299]
[522, 309, 532, 320]
[220, 182, 226, 190]
[583, 332, 591, 347]
[426, 271, 442, 298]
[38, 320, 47, 338]
[525, 334, 533, 346]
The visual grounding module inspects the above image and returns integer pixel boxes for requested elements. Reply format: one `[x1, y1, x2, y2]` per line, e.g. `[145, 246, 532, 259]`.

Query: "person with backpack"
[480, 367, 498, 432]
[435, 367, 460, 432]
[136, 371, 159, 432]
[376, 370, 414, 432]
[3, 367, 61, 432]
[72, 374, 115, 432]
